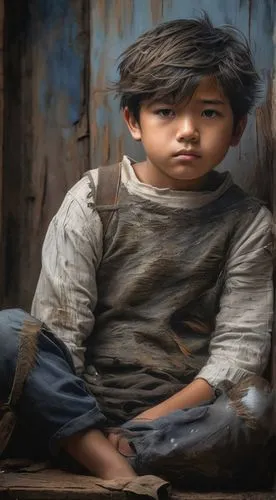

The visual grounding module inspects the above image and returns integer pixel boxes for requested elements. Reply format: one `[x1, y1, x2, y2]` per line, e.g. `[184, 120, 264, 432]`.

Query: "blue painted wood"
[34, 0, 84, 131]
[89, 0, 274, 196]
[11, 0, 89, 309]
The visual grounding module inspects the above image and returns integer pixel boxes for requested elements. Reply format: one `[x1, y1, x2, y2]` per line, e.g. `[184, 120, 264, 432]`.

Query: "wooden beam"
[2, 0, 90, 310]
[0, 0, 4, 306]
[270, 0, 276, 391]
[1, 468, 276, 500]
[1, 0, 28, 308]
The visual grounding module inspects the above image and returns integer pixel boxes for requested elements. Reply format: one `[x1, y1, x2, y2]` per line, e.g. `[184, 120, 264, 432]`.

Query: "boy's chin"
[170, 169, 213, 182]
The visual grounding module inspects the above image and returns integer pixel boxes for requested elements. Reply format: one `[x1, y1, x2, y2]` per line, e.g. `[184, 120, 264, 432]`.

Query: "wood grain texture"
[0, 0, 4, 305]
[0, 469, 169, 499]
[2, 0, 90, 310]
[0, 468, 276, 500]
[270, 0, 276, 395]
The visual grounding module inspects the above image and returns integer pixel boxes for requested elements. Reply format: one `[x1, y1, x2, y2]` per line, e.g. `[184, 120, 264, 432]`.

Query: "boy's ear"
[123, 107, 142, 141]
[230, 116, 247, 146]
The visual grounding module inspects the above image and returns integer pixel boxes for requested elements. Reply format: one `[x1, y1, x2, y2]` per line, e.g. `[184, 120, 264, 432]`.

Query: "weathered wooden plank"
[0, 469, 169, 500]
[0, 464, 275, 500]
[0, 0, 4, 306]
[2, 0, 27, 309]
[270, 0, 276, 394]
[172, 494, 276, 500]
[90, 0, 163, 169]
[0, 472, 120, 500]
[2, 0, 90, 310]
[1, 469, 276, 500]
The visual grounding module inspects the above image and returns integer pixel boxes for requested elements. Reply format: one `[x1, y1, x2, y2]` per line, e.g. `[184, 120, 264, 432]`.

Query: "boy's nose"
[176, 118, 199, 143]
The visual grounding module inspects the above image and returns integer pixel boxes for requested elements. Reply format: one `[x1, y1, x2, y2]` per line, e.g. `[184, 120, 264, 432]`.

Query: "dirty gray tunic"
[32, 156, 273, 424]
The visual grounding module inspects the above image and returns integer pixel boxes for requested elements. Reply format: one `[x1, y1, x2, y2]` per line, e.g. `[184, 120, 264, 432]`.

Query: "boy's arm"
[133, 379, 214, 421]
[31, 181, 102, 375]
[31, 181, 137, 478]
[134, 206, 273, 421]
[63, 429, 136, 478]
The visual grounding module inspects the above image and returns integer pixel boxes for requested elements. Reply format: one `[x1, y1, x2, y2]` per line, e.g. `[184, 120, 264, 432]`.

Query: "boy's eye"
[156, 108, 175, 118]
[202, 109, 219, 119]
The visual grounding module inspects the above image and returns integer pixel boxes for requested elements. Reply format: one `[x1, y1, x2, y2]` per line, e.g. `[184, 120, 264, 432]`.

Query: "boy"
[0, 15, 274, 488]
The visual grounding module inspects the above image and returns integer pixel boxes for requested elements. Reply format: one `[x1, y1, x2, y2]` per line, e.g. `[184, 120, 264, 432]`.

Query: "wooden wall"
[2, 0, 89, 310]
[0, 0, 4, 307]
[1, 0, 275, 311]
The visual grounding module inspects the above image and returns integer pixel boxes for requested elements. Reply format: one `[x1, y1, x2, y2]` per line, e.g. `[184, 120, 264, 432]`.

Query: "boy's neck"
[132, 160, 217, 192]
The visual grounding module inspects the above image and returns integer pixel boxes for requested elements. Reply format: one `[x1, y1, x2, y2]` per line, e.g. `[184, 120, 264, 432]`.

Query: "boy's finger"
[107, 431, 134, 457]
[118, 437, 135, 457]
[107, 432, 120, 449]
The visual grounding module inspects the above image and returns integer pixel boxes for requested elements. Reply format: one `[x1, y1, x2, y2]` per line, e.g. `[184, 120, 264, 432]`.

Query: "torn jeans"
[0, 308, 274, 489]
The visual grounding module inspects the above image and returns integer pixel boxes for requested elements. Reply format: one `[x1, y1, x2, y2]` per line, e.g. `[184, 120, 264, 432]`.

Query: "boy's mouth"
[173, 149, 201, 160]
[174, 149, 201, 157]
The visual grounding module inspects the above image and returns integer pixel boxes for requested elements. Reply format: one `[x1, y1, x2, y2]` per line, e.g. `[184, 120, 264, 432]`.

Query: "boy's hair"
[113, 14, 260, 125]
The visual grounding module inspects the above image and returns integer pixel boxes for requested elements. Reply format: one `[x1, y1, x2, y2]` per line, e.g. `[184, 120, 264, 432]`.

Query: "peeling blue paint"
[36, 0, 69, 25]
[96, 106, 108, 128]
[61, 127, 74, 140]
[37, 0, 83, 125]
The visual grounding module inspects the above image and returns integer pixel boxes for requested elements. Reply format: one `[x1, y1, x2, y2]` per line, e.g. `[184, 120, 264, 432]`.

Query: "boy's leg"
[0, 309, 136, 479]
[122, 377, 274, 489]
[0, 308, 106, 459]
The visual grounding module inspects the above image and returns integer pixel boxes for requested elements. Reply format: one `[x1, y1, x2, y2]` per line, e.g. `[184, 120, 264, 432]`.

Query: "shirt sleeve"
[31, 178, 102, 375]
[196, 206, 274, 387]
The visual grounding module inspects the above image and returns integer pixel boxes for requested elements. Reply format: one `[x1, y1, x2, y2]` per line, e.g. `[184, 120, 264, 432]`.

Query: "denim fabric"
[121, 387, 274, 488]
[0, 309, 106, 458]
[0, 309, 274, 489]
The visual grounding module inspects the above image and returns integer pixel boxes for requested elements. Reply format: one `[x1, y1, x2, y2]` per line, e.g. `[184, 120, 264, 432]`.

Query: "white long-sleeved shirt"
[32, 156, 273, 423]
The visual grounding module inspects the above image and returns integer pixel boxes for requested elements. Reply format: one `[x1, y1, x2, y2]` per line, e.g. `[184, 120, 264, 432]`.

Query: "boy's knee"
[227, 375, 273, 430]
[0, 308, 32, 361]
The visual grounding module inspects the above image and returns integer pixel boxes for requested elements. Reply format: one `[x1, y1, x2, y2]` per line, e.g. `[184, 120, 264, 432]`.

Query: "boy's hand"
[106, 379, 214, 459]
[107, 431, 134, 457]
[106, 410, 160, 458]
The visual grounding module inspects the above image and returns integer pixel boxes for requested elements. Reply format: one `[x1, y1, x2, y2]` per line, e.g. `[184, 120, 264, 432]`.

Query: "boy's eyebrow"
[148, 98, 226, 107]
[198, 98, 226, 105]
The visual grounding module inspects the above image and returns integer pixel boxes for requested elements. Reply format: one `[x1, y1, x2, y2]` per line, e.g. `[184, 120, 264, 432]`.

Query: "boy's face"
[124, 76, 246, 190]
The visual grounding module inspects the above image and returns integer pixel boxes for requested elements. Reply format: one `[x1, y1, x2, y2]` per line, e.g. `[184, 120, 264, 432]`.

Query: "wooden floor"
[1, 465, 276, 500]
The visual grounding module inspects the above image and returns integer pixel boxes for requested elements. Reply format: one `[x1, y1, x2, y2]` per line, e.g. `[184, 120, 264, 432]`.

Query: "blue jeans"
[0, 308, 274, 489]
[0, 309, 106, 459]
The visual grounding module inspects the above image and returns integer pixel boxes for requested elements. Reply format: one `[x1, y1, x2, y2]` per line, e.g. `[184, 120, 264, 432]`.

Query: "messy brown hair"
[113, 14, 260, 125]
